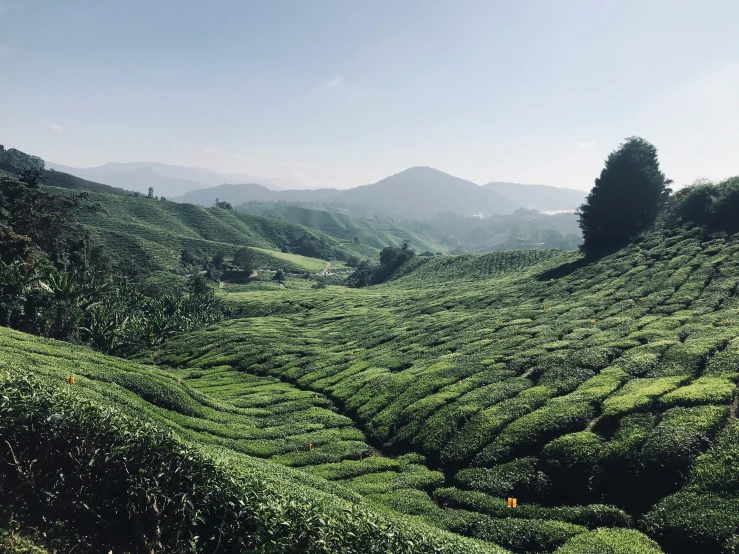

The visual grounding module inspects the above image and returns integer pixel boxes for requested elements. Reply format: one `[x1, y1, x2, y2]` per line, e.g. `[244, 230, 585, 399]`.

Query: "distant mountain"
[44, 161, 305, 197]
[336, 167, 518, 218]
[175, 167, 518, 219]
[484, 182, 587, 211]
[174, 183, 341, 206]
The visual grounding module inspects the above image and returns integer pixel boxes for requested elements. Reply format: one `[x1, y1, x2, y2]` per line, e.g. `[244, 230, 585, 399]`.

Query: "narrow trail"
[320, 261, 331, 276]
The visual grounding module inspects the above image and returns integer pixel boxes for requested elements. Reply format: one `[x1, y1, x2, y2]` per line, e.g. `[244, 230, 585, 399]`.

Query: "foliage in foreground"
[0, 172, 222, 355]
[0, 366, 502, 554]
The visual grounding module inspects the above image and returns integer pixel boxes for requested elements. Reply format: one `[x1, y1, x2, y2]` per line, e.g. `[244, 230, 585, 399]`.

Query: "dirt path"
[320, 261, 331, 276]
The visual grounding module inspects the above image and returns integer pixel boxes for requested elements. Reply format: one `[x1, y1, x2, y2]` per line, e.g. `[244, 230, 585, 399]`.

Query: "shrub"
[0, 369, 502, 554]
[640, 405, 728, 470]
[642, 492, 739, 554]
[455, 457, 550, 500]
[434, 488, 631, 528]
[555, 528, 664, 554]
[472, 517, 586, 554]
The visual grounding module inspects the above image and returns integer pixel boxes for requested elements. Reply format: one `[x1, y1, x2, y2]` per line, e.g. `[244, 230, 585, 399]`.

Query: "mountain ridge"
[45, 160, 306, 196]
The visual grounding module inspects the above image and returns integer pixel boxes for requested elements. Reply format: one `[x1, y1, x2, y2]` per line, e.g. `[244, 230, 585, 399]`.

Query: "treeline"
[347, 243, 416, 287]
[578, 137, 739, 256]
[0, 166, 222, 356]
[667, 177, 739, 234]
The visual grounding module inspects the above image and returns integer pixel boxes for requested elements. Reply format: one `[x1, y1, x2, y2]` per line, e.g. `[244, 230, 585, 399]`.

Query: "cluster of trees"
[578, 136, 739, 255]
[667, 176, 739, 234]
[181, 245, 262, 284]
[0, 167, 222, 356]
[347, 242, 416, 287]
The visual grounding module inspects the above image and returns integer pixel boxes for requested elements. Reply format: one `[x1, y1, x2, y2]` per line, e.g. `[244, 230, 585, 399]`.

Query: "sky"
[1, 0, 738, 191]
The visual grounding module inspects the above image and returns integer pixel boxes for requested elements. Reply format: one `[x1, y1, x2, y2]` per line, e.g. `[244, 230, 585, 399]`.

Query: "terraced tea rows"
[0, 328, 501, 554]
[149, 230, 739, 553]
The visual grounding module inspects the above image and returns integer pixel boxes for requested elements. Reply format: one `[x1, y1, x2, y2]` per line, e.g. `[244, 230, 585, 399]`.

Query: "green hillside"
[264, 204, 450, 252]
[143, 227, 739, 554]
[6, 218, 739, 551]
[54, 188, 377, 279]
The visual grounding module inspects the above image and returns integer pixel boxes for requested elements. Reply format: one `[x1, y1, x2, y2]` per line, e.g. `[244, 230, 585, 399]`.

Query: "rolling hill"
[154, 225, 739, 554]
[264, 204, 451, 253]
[333, 167, 518, 219]
[173, 182, 339, 206]
[46, 188, 377, 286]
[7, 221, 737, 552]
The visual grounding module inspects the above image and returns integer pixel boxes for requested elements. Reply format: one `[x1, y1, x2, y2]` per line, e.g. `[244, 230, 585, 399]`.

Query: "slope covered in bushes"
[150, 226, 739, 553]
[55, 188, 377, 276]
[0, 327, 501, 554]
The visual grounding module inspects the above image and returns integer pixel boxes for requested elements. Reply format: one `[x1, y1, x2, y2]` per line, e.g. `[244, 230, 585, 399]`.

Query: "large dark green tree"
[579, 137, 671, 255]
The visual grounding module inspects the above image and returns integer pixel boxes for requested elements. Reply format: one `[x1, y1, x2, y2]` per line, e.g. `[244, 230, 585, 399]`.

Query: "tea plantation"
[149, 227, 739, 553]
[4, 224, 739, 553]
[50, 186, 377, 278]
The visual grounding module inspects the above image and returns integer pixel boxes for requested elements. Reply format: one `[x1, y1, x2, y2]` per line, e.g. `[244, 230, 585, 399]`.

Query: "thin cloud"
[326, 77, 344, 89]
[578, 141, 595, 150]
[50, 123, 63, 135]
[203, 146, 217, 154]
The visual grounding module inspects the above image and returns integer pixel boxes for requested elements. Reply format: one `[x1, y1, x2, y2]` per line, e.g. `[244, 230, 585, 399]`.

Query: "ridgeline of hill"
[173, 167, 582, 220]
[484, 182, 587, 212]
[55, 188, 377, 281]
[46, 160, 306, 196]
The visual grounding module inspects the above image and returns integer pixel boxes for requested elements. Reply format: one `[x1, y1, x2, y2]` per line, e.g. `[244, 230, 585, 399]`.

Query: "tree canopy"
[579, 137, 670, 255]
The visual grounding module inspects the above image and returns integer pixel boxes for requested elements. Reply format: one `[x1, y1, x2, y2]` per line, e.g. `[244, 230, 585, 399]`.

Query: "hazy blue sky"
[1, 0, 737, 190]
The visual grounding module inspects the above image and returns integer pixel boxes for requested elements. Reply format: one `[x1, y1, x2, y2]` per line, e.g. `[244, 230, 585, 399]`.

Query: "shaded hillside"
[484, 182, 587, 211]
[53, 189, 377, 281]
[427, 209, 582, 252]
